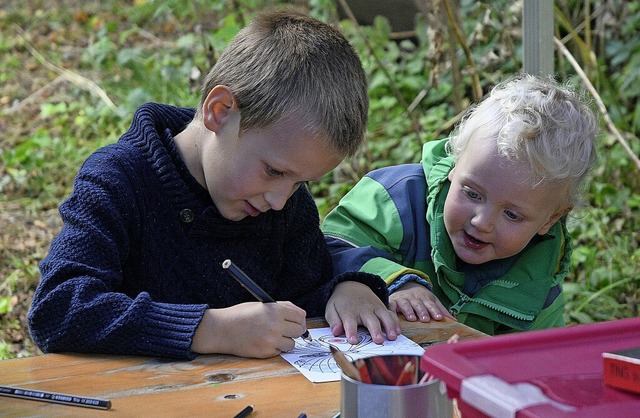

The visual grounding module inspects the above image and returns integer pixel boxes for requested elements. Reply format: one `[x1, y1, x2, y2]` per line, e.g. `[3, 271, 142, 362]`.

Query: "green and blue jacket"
[322, 139, 571, 335]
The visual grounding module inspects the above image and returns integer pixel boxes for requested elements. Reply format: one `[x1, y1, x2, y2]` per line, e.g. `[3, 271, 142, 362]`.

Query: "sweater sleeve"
[28, 148, 207, 359]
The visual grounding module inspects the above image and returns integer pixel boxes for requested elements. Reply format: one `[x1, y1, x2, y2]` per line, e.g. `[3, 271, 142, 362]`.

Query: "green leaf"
[0, 297, 12, 315]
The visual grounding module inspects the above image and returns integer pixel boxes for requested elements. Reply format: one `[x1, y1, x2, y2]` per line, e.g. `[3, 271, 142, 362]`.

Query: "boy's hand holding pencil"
[222, 259, 312, 342]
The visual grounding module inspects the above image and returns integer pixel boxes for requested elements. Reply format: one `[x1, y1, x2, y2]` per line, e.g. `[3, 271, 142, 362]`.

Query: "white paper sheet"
[280, 327, 425, 383]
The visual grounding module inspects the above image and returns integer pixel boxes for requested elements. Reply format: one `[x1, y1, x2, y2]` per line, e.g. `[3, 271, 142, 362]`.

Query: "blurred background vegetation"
[1, 0, 638, 359]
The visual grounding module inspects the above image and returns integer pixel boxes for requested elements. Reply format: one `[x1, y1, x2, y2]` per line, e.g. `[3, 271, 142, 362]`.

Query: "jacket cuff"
[388, 273, 433, 294]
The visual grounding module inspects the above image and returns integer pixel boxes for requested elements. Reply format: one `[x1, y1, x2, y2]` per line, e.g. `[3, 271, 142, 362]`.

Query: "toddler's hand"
[388, 282, 456, 322]
[325, 281, 401, 345]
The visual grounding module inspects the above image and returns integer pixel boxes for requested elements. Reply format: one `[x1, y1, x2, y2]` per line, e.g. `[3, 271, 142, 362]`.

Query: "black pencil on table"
[222, 259, 312, 342]
[0, 385, 111, 410]
[233, 404, 254, 418]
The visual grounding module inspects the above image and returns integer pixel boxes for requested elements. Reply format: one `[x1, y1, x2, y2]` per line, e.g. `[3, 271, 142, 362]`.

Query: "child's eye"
[462, 188, 480, 200]
[504, 210, 520, 221]
[265, 165, 284, 177]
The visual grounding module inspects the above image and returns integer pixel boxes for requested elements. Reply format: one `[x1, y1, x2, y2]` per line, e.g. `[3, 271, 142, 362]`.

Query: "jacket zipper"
[444, 277, 534, 321]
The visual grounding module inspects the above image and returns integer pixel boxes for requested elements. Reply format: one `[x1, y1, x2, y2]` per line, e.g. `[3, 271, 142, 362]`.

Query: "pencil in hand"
[222, 259, 312, 342]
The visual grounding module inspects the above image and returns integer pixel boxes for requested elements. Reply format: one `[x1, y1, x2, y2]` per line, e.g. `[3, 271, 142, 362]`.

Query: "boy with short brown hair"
[29, 9, 400, 359]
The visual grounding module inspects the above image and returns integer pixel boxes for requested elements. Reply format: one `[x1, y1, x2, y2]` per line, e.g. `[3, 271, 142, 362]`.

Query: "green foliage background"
[1, 0, 638, 359]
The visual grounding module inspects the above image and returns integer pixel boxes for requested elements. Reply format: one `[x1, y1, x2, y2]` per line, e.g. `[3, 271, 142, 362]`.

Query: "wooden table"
[0, 318, 485, 417]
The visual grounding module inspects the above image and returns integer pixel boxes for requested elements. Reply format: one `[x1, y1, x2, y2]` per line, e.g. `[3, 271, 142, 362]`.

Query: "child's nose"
[264, 182, 296, 211]
[470, 208, 495, 232]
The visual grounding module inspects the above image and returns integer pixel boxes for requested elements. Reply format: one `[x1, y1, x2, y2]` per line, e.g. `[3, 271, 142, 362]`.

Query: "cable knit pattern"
[28, 103, 387, 360]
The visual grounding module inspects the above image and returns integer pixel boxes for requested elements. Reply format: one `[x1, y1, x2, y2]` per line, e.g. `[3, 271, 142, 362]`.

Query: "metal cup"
[340, 355, 453, 418]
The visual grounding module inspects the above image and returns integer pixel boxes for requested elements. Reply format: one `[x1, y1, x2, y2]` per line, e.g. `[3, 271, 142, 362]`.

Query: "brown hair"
[197, 9, 369, 156]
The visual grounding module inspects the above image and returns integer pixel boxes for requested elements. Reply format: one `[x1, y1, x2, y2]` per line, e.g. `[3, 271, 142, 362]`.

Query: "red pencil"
[354, 359, 372, 384]
[370, 356, 397, 385]
[394, 360, 416, 386]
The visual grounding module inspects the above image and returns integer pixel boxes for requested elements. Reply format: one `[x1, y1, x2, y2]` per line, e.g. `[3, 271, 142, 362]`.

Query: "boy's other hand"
[191, 302, 307, 358]
[325, 281, 401, 345]
[388, 282, 456, 322]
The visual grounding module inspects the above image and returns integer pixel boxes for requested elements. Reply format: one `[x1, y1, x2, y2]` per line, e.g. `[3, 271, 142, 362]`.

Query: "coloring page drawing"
[280, 327, 425, 382]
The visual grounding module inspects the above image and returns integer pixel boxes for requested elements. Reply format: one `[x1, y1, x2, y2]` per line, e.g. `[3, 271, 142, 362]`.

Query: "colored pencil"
[0, 385, 111, 410]
[418, 370, 434, 384]
[222, 259, 311, 342]
[354, 358, 372, 384]
[369, 355, 397, 385]
[329, 345, 361, 381]
[394, 360, 417, 386]
[233, 404, 254, 418]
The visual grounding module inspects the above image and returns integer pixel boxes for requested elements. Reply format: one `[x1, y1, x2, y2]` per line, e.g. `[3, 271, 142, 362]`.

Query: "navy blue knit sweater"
[28, 103, 387, 359]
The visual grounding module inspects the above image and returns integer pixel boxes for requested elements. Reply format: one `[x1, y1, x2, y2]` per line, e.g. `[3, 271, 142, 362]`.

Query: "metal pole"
[522, 0, 554, 75]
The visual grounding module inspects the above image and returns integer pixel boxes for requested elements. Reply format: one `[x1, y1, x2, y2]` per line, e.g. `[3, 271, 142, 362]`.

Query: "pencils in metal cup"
[0, 385, 111, 410]
[222, 259, 312, 342]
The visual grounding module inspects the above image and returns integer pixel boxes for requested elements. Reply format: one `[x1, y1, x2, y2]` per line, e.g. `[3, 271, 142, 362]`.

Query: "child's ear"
[201, 85, 238, 132]
[537, 205, 572, 235]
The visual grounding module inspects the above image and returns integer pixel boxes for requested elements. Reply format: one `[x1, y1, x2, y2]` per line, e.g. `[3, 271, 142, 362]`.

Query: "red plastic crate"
[421, 317, 640, 417]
